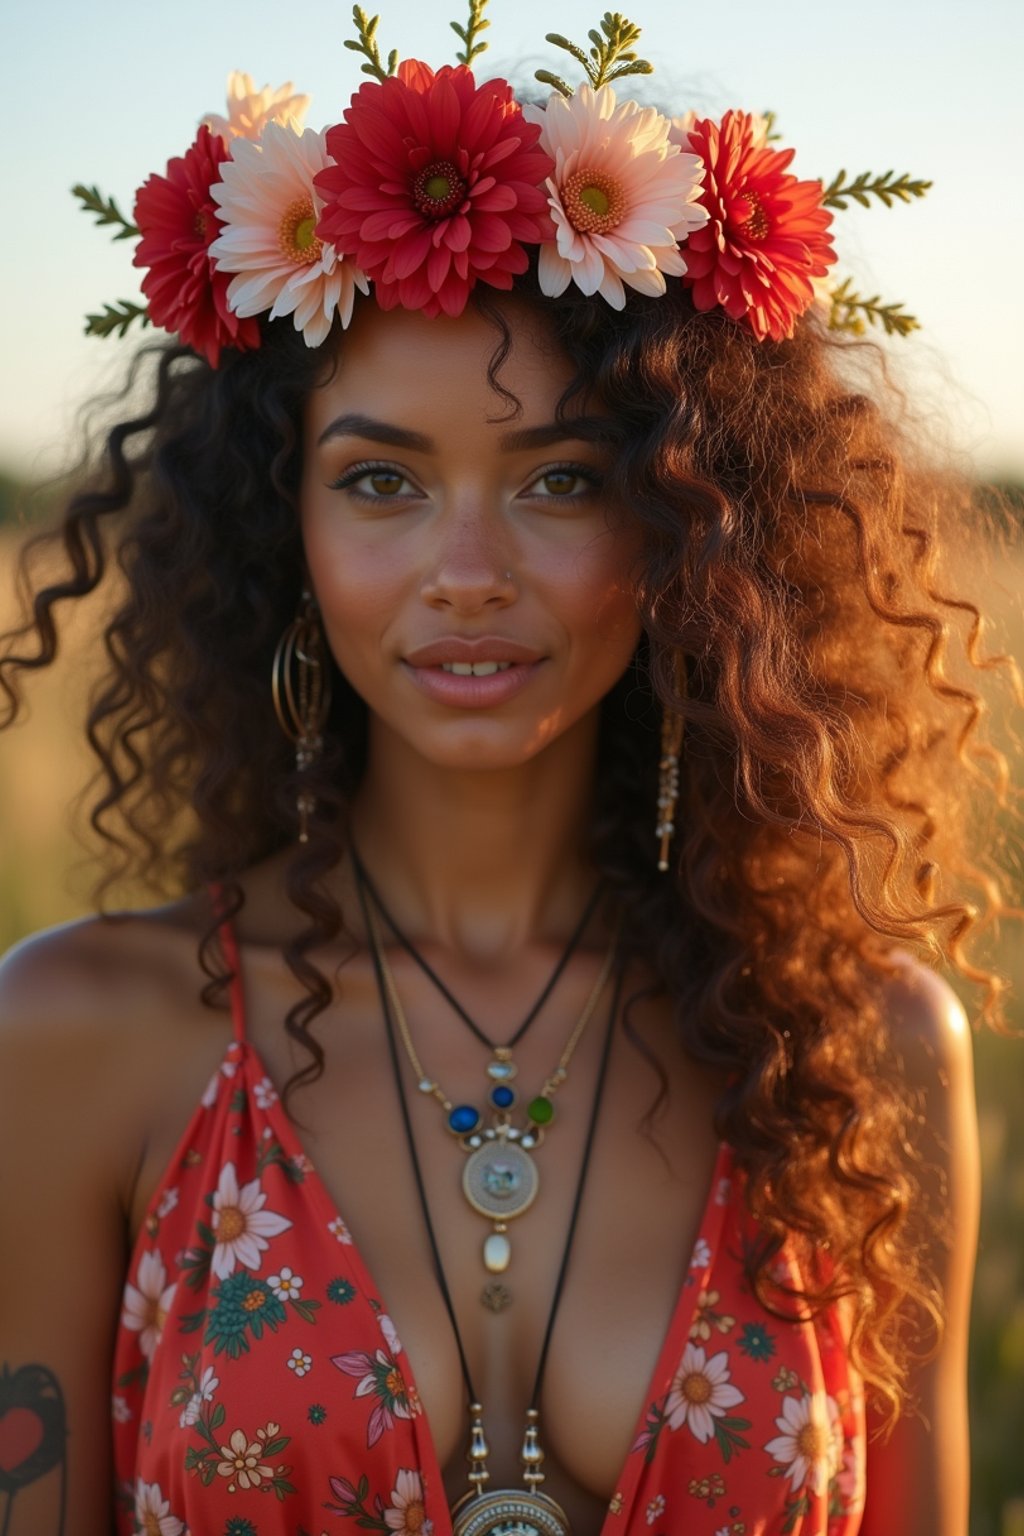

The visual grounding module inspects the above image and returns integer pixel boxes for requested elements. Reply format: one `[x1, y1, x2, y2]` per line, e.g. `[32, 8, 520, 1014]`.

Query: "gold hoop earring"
[271, 587, 332, 844]
[656, 651, 686, 873]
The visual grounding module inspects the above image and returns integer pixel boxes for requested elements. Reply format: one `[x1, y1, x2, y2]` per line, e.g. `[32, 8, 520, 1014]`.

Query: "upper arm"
[859, 953, 981, 1536]
[0, 926, 135, 1536]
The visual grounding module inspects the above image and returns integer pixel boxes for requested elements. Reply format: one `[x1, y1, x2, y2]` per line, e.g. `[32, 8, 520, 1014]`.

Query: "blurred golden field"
[1, 513, 1022, 1532]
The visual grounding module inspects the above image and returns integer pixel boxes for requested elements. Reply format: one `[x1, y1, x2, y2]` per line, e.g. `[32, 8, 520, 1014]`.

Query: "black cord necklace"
[349, 835, 607, 1050]
[353, 864, 626, 1536]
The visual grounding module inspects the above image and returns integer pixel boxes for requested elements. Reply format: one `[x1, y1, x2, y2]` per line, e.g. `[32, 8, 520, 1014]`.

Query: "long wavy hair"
[2, 262, 1021, 1433]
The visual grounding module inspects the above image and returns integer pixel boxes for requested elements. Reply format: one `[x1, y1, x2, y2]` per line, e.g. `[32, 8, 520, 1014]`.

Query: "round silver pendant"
[462, 1141, 539, 1220]
[452, 1488, 571, 1536]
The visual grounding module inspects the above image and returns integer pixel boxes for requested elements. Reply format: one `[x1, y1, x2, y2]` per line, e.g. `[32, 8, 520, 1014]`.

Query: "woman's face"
[299, 296, 645, 771]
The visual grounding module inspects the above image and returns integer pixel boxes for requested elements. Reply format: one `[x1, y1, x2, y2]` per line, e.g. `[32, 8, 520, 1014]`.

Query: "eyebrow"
[315, 411, 615, 452]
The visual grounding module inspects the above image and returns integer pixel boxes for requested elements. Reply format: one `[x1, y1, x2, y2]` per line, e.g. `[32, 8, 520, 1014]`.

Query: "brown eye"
[540, 470, 579, 496]
[367, 470, 405, 496]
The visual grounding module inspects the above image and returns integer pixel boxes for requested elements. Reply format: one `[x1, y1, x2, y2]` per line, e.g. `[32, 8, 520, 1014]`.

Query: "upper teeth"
[439, 661, 514, 675]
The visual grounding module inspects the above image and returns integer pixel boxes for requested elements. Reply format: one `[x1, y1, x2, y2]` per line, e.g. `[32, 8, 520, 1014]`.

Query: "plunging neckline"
[227, 1034, 734, 1536]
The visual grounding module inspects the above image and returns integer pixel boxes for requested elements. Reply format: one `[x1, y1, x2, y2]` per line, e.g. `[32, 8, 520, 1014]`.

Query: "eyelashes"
[326, 459, 605, 504]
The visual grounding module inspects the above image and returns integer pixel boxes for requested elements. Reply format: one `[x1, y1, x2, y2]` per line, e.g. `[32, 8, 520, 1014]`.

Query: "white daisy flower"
[379, 1313, 402, 1355]
[133, 1478, 185, 1536]
[121, 1250, 176, 1362]
[253, 1075, 279, 1109]
[522, 82, 708, 310]
[156, 1186, 179, 1220]
[179, 1365, 220, 1428]
[209, 122, 369, 348]
[764, 1391, 844, 1494]
[268, 1265, 303, 1301]
[664, 1342, 744, 1443]
[385, 1469, 432, 1536]
[690, 1236, 711, 1270]
[210, 1160, 292, 1278]
[287, 1347, 313, 1377]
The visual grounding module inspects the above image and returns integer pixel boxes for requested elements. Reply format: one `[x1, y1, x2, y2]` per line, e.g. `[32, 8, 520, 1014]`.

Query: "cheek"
[300, 509, 405, 669]
[565, 531, 642, 650]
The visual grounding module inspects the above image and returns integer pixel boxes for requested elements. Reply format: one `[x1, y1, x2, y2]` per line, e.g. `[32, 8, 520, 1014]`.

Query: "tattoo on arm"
[0, 1363, 67, 1536]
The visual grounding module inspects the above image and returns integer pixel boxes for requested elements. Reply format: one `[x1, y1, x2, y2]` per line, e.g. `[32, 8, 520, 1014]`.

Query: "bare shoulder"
[0, 895, 228, 1196]
[0, 894, 210, 1044]
[873, 947, 975, 1108]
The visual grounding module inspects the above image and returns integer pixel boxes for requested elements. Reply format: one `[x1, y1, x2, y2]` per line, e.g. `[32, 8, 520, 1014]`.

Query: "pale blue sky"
[4, 0, 1022, 481]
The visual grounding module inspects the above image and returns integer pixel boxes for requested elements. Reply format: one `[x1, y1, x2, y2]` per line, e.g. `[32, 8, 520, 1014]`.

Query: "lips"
[403, 635, 545, 667]
[401, 657, 545, 709]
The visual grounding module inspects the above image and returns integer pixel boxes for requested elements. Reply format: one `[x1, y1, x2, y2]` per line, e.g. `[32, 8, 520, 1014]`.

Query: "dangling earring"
[271, 587, 332, 844]
[656, 651, 686, 872]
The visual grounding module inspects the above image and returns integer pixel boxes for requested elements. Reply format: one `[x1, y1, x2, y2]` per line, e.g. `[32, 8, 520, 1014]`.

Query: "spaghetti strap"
[207, 879, 247, 1045]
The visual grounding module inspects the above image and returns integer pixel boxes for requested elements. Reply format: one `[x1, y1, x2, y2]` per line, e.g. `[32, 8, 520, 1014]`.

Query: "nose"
[419, 510, 518, 610]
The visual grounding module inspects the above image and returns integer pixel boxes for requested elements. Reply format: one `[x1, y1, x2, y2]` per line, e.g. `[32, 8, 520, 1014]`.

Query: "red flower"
[680, 110, 836, 343]
[133, 125, 260, 367]
[314, 61, 555, 318]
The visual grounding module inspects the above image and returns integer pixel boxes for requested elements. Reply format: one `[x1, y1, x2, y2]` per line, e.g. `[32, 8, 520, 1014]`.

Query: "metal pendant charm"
[452, 1404, 571, 1536]
[463, 1137, 539, 1222]
[451, 1487, 572, 1536]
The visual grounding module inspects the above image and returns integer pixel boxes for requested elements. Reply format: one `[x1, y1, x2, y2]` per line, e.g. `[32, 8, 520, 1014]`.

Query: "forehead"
[304, 297, 578, 441]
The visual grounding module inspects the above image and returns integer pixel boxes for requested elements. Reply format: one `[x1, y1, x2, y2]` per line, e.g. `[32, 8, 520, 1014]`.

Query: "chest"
[131, 950, 724, 1532]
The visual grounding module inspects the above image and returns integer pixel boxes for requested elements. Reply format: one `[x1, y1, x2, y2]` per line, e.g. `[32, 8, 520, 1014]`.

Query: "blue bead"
[449, 1104, 481, 1134]
[490, 1085, 516, 1109]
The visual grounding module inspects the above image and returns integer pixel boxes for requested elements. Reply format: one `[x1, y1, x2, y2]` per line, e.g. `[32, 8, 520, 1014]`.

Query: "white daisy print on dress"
[210, 1160, 292, 1278]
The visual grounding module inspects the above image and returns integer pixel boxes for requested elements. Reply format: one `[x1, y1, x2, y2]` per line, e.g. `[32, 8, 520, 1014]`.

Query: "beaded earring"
[656, 651, 687, 872]
[271, 587, 332, 843]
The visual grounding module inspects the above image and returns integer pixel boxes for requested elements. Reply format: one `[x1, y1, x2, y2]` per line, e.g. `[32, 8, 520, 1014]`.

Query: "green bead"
[527, 1095, 554, 1126]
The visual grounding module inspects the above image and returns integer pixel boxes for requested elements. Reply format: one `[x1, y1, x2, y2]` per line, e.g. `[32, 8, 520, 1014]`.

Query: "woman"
[0, 21, 1017, 1536]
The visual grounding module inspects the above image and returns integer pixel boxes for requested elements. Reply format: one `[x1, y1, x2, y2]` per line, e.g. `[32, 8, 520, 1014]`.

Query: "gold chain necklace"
[361, 890, 622, 1307]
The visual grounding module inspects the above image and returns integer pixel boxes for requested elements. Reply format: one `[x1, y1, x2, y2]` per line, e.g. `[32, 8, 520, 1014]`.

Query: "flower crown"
[75, 3, 931, 368]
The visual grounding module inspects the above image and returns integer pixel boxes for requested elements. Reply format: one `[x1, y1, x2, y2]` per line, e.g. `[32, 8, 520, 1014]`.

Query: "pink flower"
[201, 69, 310, 141]
[133, 125, 260, 367]
[314, 60, 555, 317]
[209, 122, 368, 347]
[673, 109, 836, 342]
[523, 83, 707, 308]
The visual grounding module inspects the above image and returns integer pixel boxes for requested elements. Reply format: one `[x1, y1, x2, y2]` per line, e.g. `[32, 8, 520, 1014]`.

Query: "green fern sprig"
[451, 0, 490, 65]
[760, 110, 783, 144]
[536, 11, 653, 99]
[821, 168, 932, 212]
[72, 183, 139, 241]
[83, 301, 151, 340]
[343, 5, 398, 82]
[827, 277, 920, 338]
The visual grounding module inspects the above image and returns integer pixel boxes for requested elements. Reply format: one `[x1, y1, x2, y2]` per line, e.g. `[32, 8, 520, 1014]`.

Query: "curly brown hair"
[2, 265, 1021, 1434]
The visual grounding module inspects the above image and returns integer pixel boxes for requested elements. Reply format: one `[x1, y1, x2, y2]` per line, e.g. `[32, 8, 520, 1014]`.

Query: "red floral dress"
[112, 890, 866, 1535]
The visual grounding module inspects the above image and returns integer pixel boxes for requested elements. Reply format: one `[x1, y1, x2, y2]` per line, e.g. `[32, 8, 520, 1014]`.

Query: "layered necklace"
[351, 840, 620, 1309]
[351, 853, 626, 1536]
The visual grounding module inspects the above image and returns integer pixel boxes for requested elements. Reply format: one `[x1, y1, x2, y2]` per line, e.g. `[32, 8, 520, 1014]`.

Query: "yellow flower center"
[736, 188, 769, 241]
[797, 1420, 828, 1461]
[142, 1514, 162, 1536]
[681, 1370, 712, 1405]
[385, 1368, 405, 1397]
[243, 1288, 268, 1313]
[412, 160, 467, 219]
[279, 195, 323, 265]
[216, 1205, 246, 1242]
[562, 168, 626, 235]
